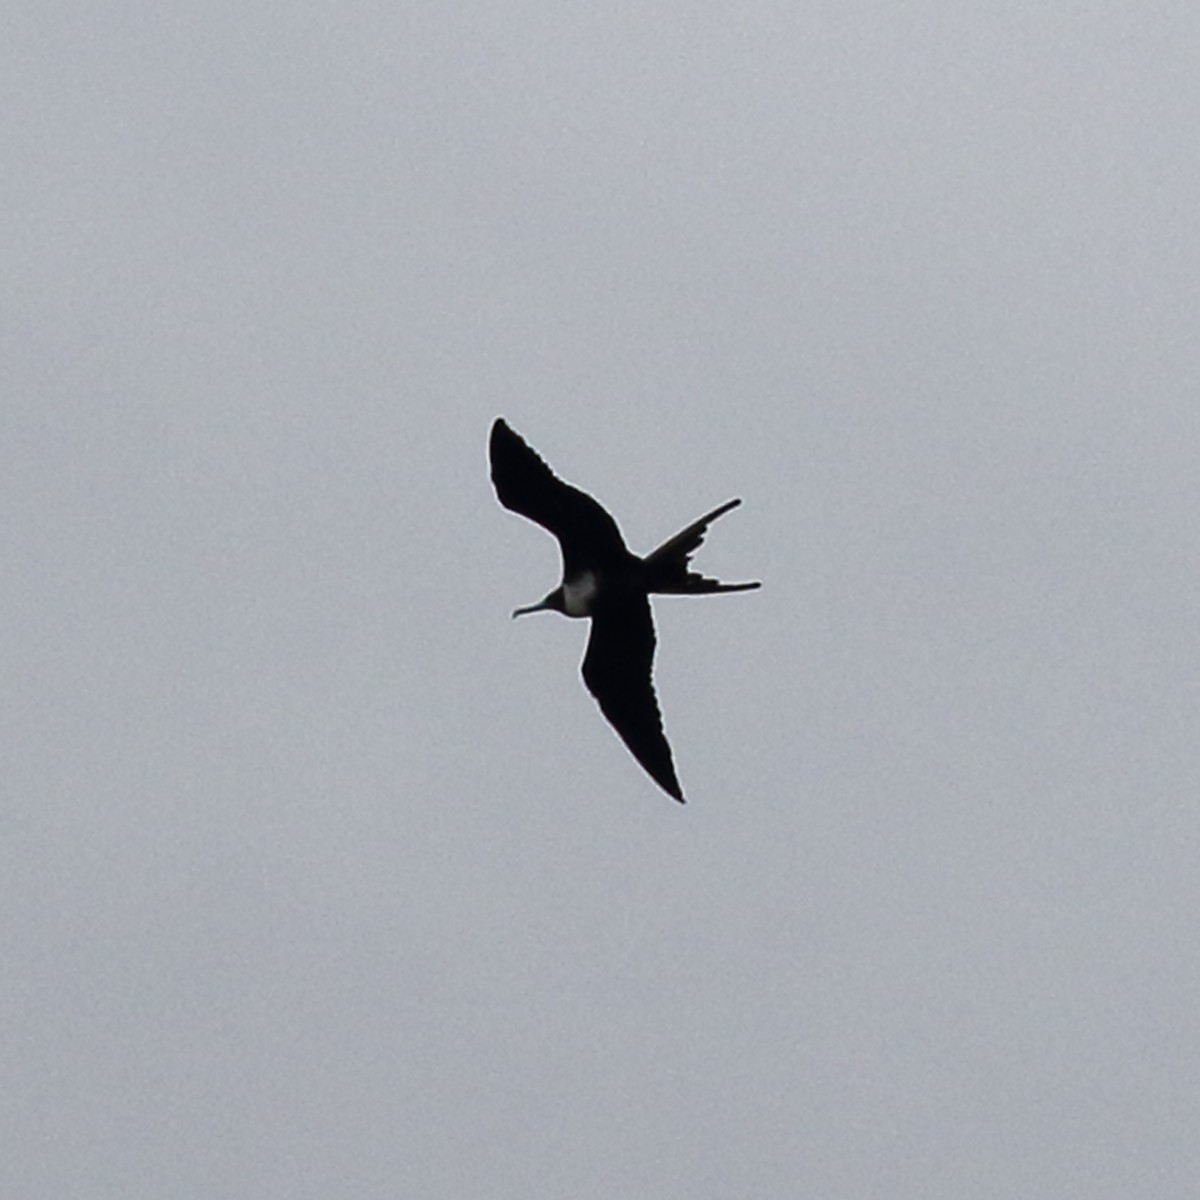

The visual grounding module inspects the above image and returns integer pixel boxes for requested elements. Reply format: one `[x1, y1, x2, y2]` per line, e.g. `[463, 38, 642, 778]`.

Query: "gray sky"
[5, 3, 1199, 1196]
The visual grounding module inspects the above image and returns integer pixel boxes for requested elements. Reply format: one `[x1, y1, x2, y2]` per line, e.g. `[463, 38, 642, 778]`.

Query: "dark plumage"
[489, 418, 759, 803]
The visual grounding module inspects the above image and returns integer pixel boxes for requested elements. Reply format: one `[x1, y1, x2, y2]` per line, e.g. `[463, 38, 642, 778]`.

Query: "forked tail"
[643, 498, 762, 596]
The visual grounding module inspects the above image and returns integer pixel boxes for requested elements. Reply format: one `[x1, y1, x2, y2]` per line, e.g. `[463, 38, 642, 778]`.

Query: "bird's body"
[489, 418, 759, 804]
[561, 571, 600, 617]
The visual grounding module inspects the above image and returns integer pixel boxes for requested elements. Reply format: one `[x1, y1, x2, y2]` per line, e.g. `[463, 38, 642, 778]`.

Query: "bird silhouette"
[489, 418, 759, 803]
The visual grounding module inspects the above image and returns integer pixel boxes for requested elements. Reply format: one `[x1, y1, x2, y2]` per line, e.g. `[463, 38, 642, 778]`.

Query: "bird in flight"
[489, 418, 760, 803]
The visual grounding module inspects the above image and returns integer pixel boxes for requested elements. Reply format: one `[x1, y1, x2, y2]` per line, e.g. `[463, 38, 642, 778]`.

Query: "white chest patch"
[562, 571, 599, 617]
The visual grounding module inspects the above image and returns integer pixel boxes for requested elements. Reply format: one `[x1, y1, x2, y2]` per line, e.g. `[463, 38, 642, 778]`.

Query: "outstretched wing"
[581, 596, 684, 803]
[489, 419, 629, 573]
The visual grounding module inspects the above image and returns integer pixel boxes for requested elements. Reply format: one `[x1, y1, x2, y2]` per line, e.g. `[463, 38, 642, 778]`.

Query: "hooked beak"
[511, 598, 550, 619]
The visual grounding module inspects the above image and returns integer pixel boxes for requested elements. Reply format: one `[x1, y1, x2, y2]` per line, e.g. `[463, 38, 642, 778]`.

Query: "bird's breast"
[562, 571, 599, 617]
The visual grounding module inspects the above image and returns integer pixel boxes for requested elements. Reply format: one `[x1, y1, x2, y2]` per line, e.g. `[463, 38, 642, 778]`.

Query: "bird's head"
[512, 587, 565, 619]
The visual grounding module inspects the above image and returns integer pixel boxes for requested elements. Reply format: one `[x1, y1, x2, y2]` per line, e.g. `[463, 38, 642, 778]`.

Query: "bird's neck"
[562, 570, 600, 617]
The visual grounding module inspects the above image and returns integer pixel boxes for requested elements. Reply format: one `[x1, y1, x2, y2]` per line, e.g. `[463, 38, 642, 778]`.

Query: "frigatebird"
[489, 418, 760, 803]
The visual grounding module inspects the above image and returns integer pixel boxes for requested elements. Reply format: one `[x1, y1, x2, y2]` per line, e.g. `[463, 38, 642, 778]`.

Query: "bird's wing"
[581, 596, 684, 802]
[490, 419, 629, 571]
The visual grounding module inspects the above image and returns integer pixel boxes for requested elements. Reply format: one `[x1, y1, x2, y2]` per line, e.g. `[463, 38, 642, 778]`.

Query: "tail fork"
[643, 499, 761, 596]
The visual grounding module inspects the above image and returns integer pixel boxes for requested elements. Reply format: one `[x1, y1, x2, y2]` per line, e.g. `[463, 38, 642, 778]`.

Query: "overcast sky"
[5, 3, 1199, 1197]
